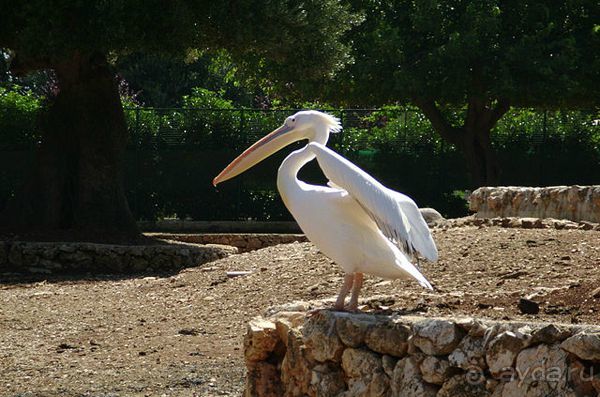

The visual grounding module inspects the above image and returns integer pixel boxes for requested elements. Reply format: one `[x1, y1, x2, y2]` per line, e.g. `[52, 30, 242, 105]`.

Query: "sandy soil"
[1, 226, 599, 396]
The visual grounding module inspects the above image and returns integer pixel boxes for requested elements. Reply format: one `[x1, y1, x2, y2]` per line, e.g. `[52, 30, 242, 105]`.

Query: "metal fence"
[1, 107, 598, 220]
[124, 107, 404, 152]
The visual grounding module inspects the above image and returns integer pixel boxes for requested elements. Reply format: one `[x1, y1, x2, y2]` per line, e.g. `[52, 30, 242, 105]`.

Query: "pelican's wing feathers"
[307, 142, 438, 262]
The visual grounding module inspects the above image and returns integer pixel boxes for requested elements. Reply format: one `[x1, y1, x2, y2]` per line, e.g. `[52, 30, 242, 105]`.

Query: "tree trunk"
[455, 125, 500, 187]
[414, 98, 509, 188]
[0, 52, 140, 243]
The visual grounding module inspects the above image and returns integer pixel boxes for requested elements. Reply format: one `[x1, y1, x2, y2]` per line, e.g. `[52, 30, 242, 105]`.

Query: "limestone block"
[469, 185, 600, 223]
[245, 361, 282, 397]
[419, 356, 452, 385]
[498, 344, 572, 397]
[529, 324, 571, 345]
[391, 356, 438, 397]
[455, 317, 488, 337]
[245, 318, 279, 362]
[561, 332, 600, 361]
[363, 372, 391, 397]
[342, 348, 382, 379]
[382, 355, 398, 378]
[335, 315, 373, 347]
[437, 374, 490, 397]
[0, 241, 236, 274]
[302, 311, 344, 362]
[365, 322, 410, 357]
[274, 314, 305, 346]
[309, 363, 345, 397]
[449, 335, 487, 371]
[486, 331, 529, 377]
[342, 348, 391, 396]
[244, 311, 600, 397]
[568, 359, 596, 396]
[281, 328, 313, 396]
[412, 319, 465, 355]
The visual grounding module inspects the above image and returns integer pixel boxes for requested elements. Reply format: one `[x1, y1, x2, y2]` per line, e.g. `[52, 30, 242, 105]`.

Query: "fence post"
[543, 110, 548, 140]
[135, 108, 141, 132]
[540, 110, 548, 185]
[240, 108, 246, 146]
[133, 107, 141, 217]
[404, 109, 409, 150]
[237, 109, 246, 214]
[339, 110, 345, 155]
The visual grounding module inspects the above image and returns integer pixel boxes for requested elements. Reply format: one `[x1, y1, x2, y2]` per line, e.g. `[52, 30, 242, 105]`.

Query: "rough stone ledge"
[146, 233, 308, 253]
[0, 240, 237, 275]
[245, 303, 600, 396]
[139, 220, 302, 233]
[470, 185, 600, 223]
[441, 215, 600, 231]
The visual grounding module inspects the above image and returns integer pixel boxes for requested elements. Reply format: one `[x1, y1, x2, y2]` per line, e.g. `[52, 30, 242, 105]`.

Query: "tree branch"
[488, 99, 510, 129]
[9, 52, 52, 76]
[413, 98, 463, 145]
[465, 96, 511, 134]
[466, 95, 485, 135]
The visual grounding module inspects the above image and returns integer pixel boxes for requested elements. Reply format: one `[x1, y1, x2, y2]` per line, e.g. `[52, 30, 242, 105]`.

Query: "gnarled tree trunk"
[415, 98, 509, 188]
[456, 120, 501, 188]
[0, 52, 139, 242]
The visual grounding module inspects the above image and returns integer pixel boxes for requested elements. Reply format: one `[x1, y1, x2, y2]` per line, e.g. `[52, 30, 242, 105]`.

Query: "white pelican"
[213, 111, 437, 311]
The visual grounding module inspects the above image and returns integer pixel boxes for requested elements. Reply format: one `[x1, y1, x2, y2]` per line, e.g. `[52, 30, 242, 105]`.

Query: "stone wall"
[139, 220, 301, 233]
[443, 215, 600, 231]
[0, 241, 237, 275]
[469, 186, 600, 223]
[147, 233, 308, 253]
[245, 308, 600, 396]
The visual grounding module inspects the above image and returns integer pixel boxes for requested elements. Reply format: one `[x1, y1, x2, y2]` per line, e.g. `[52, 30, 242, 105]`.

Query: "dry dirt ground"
[1, 226, 599, 396]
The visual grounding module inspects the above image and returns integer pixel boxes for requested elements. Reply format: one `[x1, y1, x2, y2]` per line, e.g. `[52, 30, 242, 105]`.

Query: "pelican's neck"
[278, 143, 316, 185]
[277, 124, 330, 194]
[310, 123, 330, 147]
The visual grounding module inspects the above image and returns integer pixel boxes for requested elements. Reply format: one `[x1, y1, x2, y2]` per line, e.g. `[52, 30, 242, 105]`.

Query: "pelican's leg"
[335, 273, 355, 311]
[347, 272, 364, 311]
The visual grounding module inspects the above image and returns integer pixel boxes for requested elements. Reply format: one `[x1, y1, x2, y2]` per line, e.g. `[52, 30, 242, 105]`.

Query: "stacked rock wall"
[0, 241, 237, 274]
[469, 186, 600, 223]
[443, 215, 600, 230]
[139, 220, 301, 233]
[245, 310, 600, 396]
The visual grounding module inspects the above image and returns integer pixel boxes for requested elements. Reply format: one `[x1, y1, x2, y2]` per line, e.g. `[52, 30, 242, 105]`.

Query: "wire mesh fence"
[0, 107, 598, 221]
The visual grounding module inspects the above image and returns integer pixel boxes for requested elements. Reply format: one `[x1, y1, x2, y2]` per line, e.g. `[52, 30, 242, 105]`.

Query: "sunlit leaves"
[334, 0, 597, 108]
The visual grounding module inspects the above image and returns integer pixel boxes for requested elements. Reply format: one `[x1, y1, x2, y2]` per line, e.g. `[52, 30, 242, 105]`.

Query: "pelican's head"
[213, 110, 341, 186]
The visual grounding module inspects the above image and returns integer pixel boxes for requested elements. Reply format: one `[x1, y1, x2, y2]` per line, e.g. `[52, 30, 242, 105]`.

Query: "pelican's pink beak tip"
[212, 177, 219, 187]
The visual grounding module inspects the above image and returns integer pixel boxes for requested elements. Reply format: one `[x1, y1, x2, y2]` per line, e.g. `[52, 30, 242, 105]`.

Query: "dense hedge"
[0, 87, 598, 220]
[121, 106, 599, 220]
[0, 86, 42, 146]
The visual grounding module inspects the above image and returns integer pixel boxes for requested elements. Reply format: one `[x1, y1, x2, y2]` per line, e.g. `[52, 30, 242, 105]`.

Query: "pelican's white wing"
[307, 142, 438, 262]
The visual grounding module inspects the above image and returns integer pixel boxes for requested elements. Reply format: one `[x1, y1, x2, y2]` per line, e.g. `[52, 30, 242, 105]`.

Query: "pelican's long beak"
[213, 123, 300, 186]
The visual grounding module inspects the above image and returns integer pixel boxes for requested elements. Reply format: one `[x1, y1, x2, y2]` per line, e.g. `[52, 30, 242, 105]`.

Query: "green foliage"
[0, 86, 42, 146]
[335, 0, 598, 108]
[341, 106, 443, 153]
[491, 109, 600, 186]
[179, 88, 240, 147]
[116, 50, 255, 108]
[1, 88, 597, 219]
[119, 107, 598, 220]
[0, 86, 41, 210]
[1, 1, 358, 93]
[182, 88, 235, 110]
